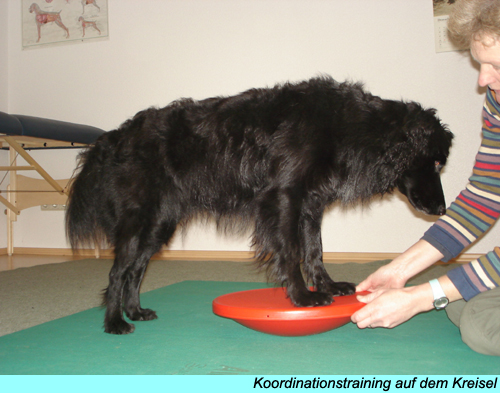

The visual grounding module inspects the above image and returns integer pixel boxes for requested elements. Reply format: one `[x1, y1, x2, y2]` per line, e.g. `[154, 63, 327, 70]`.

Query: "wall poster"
[22, 0, 108, 49]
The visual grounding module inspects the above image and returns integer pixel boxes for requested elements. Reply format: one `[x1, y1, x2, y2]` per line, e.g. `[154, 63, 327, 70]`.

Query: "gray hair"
[448, 0, 500, 48]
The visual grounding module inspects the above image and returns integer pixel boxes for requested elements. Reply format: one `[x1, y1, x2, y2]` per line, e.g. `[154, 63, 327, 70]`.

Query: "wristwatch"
[429, 279, 449, 310]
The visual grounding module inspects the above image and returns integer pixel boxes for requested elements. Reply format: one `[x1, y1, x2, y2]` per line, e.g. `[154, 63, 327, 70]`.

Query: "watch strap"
[429, 279, 446, 300]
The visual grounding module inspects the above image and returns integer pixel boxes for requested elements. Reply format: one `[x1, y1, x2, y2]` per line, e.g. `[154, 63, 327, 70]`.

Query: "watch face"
[434, 297, 449, 310]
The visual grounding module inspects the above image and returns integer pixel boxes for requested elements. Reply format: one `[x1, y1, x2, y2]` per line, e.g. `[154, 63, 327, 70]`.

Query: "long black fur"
[66, 76, 453, 334]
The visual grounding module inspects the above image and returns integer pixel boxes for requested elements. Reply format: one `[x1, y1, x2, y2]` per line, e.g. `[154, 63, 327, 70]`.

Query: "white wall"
[0, 1, 9, 248]
[3, 0, 497, 256]
[0, 1, 7, 111]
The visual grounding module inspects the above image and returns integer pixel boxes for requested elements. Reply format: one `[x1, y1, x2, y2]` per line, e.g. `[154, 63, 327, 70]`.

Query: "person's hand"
[356, 239, 444, 296]
[351, 240, 448, 329]
[351, 284, 433, 329]
[356, 260, 408, 295]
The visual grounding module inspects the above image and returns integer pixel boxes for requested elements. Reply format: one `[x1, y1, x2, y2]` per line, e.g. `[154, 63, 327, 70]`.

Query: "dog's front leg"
[255, 187, 334, 307]
[285, 261, 335, 307]
[300, 209, 355, 297]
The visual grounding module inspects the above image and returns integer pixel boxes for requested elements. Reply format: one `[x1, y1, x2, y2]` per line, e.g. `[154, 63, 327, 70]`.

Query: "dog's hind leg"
[104, 249, 138, 335]
[104, 238, 161, 334]
[122, 220, 177, 322]
[103, 212, 172, 334]
[122, 248, 159, 323]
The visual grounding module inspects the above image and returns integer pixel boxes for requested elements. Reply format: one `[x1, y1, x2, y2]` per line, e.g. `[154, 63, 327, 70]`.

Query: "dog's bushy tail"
[65, 133, 113, 251]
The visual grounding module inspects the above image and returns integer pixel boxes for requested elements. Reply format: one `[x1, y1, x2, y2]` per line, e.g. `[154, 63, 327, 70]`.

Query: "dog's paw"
[126, 308, 158, 321]
[289, 290, 333, 307]
[328, 281, 356, 296]
[104, 319, 136, 335]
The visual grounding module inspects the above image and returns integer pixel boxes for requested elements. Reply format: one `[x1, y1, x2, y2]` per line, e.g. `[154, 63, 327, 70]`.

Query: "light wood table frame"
[0, 133, 87, 255]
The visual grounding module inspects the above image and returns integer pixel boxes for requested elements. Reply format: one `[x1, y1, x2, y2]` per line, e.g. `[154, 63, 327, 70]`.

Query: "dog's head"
[397, 157, 448, 215]
[386, 103, 453, 215]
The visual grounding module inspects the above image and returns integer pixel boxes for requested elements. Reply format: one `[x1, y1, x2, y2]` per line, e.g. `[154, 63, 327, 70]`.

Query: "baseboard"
[6, 247, 480, 264]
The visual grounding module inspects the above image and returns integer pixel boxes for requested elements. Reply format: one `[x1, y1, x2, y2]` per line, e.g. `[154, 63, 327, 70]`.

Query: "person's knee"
[446, 299, 465, 327]
[459, 289, 500, 356]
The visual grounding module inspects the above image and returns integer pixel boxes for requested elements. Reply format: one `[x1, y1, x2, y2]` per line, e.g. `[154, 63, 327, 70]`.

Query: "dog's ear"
[384, 137, 417, 173]
[405, 106, 453, 155]
[406, 124, 433, 149]
[384, 105, 438, 173]
[389, 105, 453, 175]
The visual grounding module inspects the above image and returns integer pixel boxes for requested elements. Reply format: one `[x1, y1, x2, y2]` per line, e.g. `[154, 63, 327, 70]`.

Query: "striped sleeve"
[447, 248, 500, 300]
[422, 88, 500, 300]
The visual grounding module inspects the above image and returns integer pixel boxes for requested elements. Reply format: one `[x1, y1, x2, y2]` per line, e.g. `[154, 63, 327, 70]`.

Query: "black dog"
[66, 76, 453, 334]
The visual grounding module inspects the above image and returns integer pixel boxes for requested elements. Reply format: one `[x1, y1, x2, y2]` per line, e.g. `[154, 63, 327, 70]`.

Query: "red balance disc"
[212, 287, 368, 336]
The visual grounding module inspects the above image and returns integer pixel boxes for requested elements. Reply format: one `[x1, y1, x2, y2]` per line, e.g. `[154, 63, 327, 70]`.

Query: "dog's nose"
[438, 205, 446, 215]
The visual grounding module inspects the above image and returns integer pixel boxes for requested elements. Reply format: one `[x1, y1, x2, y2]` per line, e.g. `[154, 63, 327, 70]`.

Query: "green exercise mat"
[0, 281, 498, 375]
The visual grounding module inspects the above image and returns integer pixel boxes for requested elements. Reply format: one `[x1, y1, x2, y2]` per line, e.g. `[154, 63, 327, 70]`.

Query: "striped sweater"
[422, 88, 500, 301]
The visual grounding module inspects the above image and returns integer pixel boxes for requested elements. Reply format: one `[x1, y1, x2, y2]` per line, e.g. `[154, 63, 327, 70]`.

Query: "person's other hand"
[351, 284, 433, 329]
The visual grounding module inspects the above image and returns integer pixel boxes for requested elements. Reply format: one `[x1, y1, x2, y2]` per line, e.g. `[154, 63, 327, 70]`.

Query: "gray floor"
[0, 258, 459, 337]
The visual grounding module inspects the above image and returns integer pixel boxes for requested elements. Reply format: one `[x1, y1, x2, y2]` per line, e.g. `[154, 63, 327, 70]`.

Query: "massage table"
[0, 111, 105, 255]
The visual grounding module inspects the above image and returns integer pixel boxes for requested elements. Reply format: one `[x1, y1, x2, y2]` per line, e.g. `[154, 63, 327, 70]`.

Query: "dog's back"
[67, 76, 449, 249]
